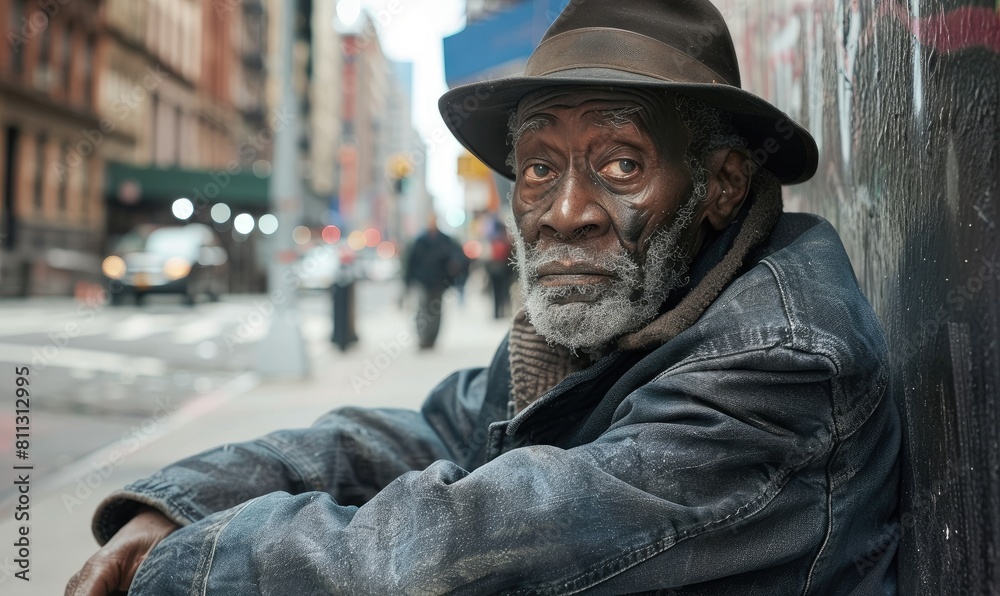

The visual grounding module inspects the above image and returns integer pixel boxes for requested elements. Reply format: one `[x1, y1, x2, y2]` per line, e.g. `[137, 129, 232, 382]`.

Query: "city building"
[0, 0, 105, 296]
[442, 0, 569, 236]
[102, 0, 276, 293]
[334, 9, 431, 251]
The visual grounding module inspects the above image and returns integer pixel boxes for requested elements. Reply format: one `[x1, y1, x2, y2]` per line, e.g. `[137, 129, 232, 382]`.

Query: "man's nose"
[537, 172, 611, 242]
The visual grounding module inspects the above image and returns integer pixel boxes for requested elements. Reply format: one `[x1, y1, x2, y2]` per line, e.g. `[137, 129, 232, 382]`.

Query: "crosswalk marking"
[172, 318, 226, 344]
[0, 343, 168, 376]
[107, 314, 169, 341]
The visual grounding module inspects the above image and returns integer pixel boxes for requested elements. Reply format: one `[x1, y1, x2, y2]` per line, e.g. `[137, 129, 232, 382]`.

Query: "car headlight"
[163, 257, 192, 280]
[102, 256, 127, 280]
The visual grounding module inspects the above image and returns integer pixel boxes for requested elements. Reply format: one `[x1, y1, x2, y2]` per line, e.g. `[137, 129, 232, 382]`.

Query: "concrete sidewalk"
[0, 279, 511, 595]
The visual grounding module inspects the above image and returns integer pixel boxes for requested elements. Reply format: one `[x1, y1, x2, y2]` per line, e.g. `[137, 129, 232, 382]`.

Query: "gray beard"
[512, 186, 705, 353]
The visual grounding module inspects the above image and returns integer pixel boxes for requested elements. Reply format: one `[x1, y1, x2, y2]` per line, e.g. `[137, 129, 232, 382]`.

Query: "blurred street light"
[322, 225, 342, 244]
[463, 240, 483, 260]
[363, 228, 382, 247]
[336, 0, 361, 27]
[234, 213, 255, 235]
[259, 214, 279, 235]
[292, 226, 312, 245]
[211, 203, 232, 224]
[376, 241, 396, 259]
[446, 208, 466, 228]
[347, 231, 366, 251]
[172, 198, 194, 220]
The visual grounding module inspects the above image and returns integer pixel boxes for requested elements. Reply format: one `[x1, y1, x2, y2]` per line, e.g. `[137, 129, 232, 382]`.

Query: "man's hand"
[65, 506, 180, 596]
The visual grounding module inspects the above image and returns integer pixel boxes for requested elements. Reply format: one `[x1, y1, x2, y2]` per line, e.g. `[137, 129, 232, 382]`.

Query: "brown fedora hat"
[439, 0, 818, 185]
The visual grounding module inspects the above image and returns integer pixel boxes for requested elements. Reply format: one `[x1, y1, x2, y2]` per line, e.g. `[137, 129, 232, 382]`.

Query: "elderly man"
[67, 1, 899, 594]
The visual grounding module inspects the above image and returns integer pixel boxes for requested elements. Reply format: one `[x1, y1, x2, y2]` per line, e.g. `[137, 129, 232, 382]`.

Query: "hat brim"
[439, 68, 819, 185]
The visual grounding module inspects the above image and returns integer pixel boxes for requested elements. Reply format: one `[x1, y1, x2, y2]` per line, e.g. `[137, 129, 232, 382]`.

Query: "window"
[2, 127, 19, 250]
[80, 156, 90, 222]
[61, 23, 74, 97]
[33, 134, 47, 212]
[57, 143, 68, 213]
[82, 34, 95, 107]
[8, 0, 26, 75]
[35, 10, 52, 91]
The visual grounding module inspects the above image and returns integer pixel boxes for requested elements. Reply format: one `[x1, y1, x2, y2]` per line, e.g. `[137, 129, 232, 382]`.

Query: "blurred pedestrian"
[485, 217, 514, 319]
[402, 213, 465, 349]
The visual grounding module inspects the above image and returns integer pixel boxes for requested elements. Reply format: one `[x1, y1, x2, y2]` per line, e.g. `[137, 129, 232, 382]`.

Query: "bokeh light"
[292, 226, 312, 245]
[376, 241, 396, 259]
[347, 230, 366, 251]
[463, 240, 483, 260]
[363, 228, 382, 247]
[336, 0, 361, 26]
[210, 203, 231, 224]
[251, 159, 272, 177]
[258, 214, 279, 235]
[321, 225, 341, 244]
[446, 208, 466, 228]
[233, 213, 255, 234]
[172, 198, 194, 220]
[101, 256, 126, 279]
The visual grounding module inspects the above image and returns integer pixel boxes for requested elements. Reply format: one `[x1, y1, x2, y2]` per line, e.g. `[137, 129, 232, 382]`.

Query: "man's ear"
[702, 149, 753, 231]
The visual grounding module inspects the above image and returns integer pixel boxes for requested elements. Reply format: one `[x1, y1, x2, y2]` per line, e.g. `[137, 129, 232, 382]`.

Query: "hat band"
[524, 27, 732, 86]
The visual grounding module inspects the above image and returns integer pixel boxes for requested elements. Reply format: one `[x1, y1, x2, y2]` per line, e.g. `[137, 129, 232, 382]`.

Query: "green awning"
[105, 162, 270, 208]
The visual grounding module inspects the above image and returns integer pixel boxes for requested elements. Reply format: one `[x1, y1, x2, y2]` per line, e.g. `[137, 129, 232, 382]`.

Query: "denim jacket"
[94, 213, 900, 595]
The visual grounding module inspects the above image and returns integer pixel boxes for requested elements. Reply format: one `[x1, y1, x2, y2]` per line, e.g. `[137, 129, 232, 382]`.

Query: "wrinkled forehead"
[512, 87, 687, 158]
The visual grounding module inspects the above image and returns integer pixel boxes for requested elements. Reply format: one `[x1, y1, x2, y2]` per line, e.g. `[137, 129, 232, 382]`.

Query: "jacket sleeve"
[126, 344, 888, 595]
[91, 366, 489, 545]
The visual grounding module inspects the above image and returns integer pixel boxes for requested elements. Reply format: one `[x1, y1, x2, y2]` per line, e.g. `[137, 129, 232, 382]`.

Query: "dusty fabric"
[93, 212, 899, 595]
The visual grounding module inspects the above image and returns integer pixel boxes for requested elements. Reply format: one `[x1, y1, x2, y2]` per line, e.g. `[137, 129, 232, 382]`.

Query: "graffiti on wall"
[714, 0, 1000, 592]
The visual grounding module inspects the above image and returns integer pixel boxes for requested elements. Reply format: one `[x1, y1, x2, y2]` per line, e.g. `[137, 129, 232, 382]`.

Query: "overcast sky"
[353, 0, 469, 226]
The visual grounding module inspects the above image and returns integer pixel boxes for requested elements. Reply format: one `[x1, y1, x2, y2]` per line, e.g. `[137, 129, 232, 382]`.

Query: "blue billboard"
[443, 0, 571, 87]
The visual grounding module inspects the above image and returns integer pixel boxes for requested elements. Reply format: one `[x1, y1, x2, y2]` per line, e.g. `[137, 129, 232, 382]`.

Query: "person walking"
[403, 214, 465, 349]
[485, 217, 515, 319]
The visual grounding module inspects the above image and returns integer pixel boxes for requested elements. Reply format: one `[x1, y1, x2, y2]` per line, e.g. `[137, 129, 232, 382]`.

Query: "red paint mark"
[880, 4, 1000, 54]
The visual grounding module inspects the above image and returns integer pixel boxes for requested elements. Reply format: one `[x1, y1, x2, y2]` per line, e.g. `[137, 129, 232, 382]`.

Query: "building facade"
[0, 0, 105, 296]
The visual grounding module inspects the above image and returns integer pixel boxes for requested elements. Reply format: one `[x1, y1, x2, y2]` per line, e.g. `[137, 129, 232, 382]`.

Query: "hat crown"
[534, 0, 741, 87]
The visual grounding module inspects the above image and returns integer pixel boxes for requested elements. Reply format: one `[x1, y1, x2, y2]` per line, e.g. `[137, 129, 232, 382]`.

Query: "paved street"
[0, 287, 367, 505]
[0, 272, 510, 594]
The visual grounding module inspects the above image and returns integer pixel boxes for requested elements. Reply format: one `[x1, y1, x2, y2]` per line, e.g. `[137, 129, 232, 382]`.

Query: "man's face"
[510, 90, 708, 351]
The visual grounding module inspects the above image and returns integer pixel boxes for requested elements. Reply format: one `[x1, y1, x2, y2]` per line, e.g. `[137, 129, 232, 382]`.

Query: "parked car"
[102, 223, 229, 305]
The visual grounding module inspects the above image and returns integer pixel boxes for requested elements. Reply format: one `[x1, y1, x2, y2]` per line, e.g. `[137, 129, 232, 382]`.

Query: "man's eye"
[525, 164, 552, 179]
[602, 159, 639, 178]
